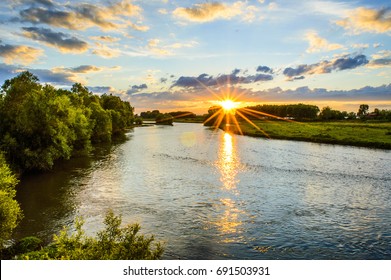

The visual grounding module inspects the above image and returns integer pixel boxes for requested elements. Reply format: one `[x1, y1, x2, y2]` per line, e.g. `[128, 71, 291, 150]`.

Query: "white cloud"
[305, 31, 344, 53]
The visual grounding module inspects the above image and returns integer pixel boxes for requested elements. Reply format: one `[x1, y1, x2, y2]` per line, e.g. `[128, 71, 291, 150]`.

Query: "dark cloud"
[171, 69, 273, 88]
[256, 65, 273, 73]
[283, 54, 369, 80]
[28, 68, 75, 84]
[127, 83, 148, 95]
[22, 27, 88, 53]
[20, 7, 76, 29]
[0, 64, 77, 85]
[88, 86, 115, 94]
[369, 58, 391, 67]
[18, 1, 145, 31]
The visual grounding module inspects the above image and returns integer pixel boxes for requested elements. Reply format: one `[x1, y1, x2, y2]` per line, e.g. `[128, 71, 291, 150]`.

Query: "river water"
[15, 123, 391, 259]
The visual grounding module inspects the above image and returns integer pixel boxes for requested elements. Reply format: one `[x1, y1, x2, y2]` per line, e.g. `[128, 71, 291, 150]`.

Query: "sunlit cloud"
[19, 0, 147, 32]
[173, 1, 259, 23]
[90, 36, 120, 43]
[92, 43, 121, 58]
[305, 31, 344, 53]
[145, 38, 198, 56]
[336, 7, 391, 34]
[0, 42, 43, 65]
[22, 27, 89, 53]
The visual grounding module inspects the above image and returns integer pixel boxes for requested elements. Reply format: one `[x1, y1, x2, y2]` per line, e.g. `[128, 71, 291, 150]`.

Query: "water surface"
[16, 123, 391, 259]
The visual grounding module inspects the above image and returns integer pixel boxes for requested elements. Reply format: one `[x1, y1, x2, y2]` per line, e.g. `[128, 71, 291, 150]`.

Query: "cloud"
[22, 27, 88, 53]
[92, 43, 121, 58]
[52, 65, 102, 74]
[283, 54, 369, 80]
[336, 7, 391, 34]
[19, 0, 147, 31]
[256, 65, 273, 73]
[173, 2, 243, 23]
[90, 36, 120, 43]
[0, 42, 43, 65]
[127, 83, 148, 95]
[88, 86, 116, 94]
[305, 31, 344, 53]
[368, 50, 391, 68]
[145, 38, 198, 56]
[171, 69, 273, 88]
[125, 82, 391, 114]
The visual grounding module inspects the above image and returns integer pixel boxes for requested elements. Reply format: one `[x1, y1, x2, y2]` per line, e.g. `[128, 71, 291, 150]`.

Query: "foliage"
[19, 211, 164, 260]
[0, 153, 22, 248]
[155, 113, 174, 125]
[140, 110, 160, 119]
[168, 111, 197, 119]
[357, 104, 369, 118]
[0, 71, 135, 172]
[245, 104, 320, 120]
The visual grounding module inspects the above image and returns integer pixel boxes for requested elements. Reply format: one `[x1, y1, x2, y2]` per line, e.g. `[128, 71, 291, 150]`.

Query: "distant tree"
[168, 111, 196, 119]
[319, 106, 345, 120]
[357, 104, 369, 118]
[140, 110, 160, 119]
[155, 113, 173, 125]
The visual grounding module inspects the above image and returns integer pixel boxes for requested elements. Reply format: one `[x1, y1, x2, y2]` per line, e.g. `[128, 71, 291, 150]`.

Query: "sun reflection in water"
[213, 132, 245, 241]
[218, 132, 239, 191]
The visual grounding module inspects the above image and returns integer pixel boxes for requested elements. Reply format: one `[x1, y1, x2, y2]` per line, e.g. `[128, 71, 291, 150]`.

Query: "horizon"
[0, 0, 390, 114]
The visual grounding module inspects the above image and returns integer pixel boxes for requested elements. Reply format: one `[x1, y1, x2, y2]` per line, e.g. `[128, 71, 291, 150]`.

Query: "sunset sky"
[0, 0, 390, 114]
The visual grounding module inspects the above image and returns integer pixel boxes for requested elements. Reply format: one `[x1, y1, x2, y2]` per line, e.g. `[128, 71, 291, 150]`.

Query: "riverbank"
[221, 120, 391, 149]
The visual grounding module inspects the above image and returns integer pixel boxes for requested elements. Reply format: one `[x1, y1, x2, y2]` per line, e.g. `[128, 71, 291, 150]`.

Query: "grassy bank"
[223, 120, 391, 149]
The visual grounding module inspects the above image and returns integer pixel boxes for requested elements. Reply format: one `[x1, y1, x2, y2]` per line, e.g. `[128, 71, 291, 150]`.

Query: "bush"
[20, 210, 164, 260]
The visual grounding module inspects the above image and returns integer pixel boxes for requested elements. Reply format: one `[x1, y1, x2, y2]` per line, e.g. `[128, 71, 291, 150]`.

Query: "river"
[15, 123, 391, 259]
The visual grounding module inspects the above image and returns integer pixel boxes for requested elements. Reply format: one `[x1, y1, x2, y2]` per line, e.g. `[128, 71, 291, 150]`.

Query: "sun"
[220, 99, 238, 113]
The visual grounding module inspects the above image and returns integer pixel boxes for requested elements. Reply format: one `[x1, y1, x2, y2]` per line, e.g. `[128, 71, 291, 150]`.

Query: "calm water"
[15, 123, 391, 259]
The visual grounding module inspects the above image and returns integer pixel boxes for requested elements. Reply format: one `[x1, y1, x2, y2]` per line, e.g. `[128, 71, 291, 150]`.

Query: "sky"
[0, 0, 390, 114]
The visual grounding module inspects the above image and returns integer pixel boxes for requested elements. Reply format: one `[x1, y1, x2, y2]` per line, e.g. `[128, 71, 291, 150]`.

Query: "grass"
[223, 120, 391, 149]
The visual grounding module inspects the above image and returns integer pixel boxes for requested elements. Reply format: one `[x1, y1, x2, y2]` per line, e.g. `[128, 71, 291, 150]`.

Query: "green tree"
[155, 113, 174, 125]
[357, 104, 369, 118]
[20, 211, 163, 260]
[0, 153, 23, 248]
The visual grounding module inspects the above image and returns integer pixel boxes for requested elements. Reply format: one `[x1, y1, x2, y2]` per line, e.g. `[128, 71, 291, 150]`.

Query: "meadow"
[225, 120, 391, 149]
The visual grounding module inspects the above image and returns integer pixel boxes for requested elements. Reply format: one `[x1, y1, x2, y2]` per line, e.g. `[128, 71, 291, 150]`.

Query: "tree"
[357, 104, 369, 118]
[155, 113, 174, 125]
[0, 153, 23, 249]
[18, 211, 163, 260]
[0, 73, 136, 171]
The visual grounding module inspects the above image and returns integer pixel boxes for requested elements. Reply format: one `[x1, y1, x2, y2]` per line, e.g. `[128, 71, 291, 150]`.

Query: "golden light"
[220, 99, 238, 113]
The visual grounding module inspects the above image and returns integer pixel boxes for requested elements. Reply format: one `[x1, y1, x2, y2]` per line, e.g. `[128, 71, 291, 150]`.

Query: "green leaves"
[20, 210, 164, 260]
[0, 71, 135, 172]
[0, 153, 22, 247]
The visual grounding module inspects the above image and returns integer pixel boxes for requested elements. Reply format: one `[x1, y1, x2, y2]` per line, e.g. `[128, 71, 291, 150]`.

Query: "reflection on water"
[214, 132, 244, 241]
[217, 132, 240, 191]
[14, 123, 391, 259]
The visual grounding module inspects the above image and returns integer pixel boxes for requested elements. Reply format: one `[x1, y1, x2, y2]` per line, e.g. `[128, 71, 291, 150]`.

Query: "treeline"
[140, 110, 197, 125]
[240, 104, 391, 121]
[0, 71, 134, 173]
[245, 104, 320, 120]
[140, 110, 196, 119]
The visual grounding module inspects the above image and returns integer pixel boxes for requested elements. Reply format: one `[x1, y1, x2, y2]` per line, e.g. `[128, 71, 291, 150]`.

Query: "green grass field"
[224, 120, 391, 149]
